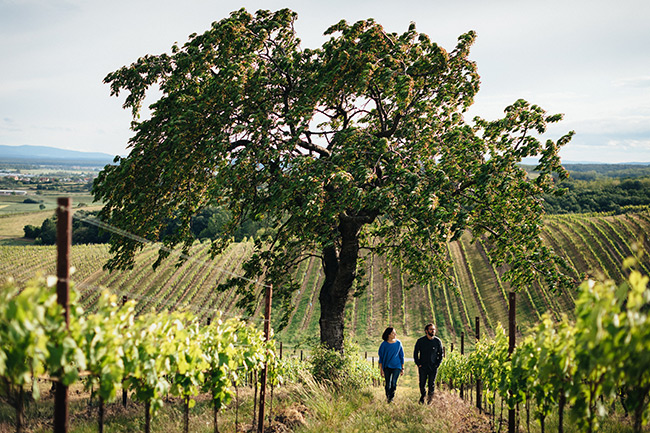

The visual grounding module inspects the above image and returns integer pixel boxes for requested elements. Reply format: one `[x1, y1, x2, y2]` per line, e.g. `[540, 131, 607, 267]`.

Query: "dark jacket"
[413, 335, 444, 371]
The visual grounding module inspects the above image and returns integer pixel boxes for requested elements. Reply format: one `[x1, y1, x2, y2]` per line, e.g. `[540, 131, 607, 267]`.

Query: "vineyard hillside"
[1, 210, 649, 351]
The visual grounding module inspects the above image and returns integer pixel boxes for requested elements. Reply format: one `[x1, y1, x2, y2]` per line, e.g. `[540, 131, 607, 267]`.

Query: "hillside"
[0, 144, 115, 166]
[1, 210, 649, 351]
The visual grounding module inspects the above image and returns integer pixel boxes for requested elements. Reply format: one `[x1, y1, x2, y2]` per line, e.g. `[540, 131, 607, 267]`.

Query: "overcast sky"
[1, 0, 649, 163]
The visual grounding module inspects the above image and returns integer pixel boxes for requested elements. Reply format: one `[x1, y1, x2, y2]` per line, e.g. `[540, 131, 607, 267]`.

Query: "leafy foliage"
[309, 342, 380, 389]
[0, 275, 277, 430]
[438, 257, 650, 432]
[94, 8, 574, 350]
[542, 175, 650, 214]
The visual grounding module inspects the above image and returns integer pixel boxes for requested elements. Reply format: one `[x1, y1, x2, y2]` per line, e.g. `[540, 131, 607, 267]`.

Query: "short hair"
[382, 327, 394, 341]
[424, 323, 435, 332]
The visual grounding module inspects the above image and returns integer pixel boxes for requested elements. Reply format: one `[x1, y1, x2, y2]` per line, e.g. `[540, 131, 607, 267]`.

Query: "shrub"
[274, 356, 311, 385]
[23, 225, 41, 239]
[309, 342, 379, 389]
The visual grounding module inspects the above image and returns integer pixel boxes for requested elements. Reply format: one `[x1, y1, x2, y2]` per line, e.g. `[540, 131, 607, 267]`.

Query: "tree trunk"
[184, 397, 190, 433]
[251, 371, 258, 432]
[99, 395, 104, 433]
[634, 400, 644, 433]
[558, 391, 566, 433]
[319, 217, 364, 351]
[16, 385, 25, 433]
[213, 402, 220, 433]
[235, 385, 239, 433]
[145, 400, 151, 433]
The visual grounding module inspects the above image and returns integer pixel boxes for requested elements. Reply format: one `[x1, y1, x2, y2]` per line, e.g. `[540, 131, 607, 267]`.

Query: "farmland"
[1, 208, 648, 352]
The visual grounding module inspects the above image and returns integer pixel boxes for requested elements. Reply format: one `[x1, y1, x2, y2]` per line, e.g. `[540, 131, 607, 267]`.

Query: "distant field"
[0, 200, 102, 245]
[1, 209, 649, 352]
[0, 193, 96, 216]
[17, 168, 101, 176]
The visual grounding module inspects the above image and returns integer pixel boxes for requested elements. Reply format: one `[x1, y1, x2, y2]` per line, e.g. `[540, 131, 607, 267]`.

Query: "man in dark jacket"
[413, 323, 444, 404]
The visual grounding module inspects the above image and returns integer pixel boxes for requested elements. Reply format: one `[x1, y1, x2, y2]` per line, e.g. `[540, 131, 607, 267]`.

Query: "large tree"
[94, 9, 575, 351]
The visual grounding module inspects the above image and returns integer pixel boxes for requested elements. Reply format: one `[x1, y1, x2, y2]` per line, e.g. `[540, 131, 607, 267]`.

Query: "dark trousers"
[418, 366, 438, 398]
[383, 367, 401, 402]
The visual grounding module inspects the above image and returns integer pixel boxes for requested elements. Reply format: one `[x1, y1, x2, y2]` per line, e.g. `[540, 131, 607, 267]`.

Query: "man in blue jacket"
[413, 323, 444, 404]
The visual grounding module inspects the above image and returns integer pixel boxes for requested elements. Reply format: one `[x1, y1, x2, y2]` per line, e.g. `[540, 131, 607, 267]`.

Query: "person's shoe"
[427, 393, 434, 404]
[418, 396, 425, 404]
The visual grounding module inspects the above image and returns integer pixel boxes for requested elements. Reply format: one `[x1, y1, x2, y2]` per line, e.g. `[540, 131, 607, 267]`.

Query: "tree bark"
[145, 400, 151, 433]
[16, 385, 25, 433]
[319, 217, 364, 351]
[213, 402, 220, 433]
[251, 371, 257, 432]
[184, 397, 190, 433]
[99, 395, 104, 433]
[558, 391, 566, 433]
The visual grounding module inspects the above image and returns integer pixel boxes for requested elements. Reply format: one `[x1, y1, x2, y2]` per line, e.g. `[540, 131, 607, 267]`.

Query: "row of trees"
[437, 259, 650, 433]
[23, 207, 273, 245]
[556, 164, 650, 181]
[542, 176, 650, 214]
[23, 211, 110, 245]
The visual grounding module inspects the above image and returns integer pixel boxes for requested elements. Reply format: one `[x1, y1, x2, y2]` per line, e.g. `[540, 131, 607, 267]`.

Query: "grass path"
[296, 387, 492, 433]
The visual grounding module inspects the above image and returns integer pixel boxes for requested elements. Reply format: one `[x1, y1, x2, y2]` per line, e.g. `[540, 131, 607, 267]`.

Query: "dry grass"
[289, 378, 492, 433]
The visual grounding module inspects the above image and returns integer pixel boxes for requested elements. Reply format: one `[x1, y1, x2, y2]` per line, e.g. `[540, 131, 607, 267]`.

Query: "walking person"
[378, 326, 405, 403]
[413, 323, 444, 404]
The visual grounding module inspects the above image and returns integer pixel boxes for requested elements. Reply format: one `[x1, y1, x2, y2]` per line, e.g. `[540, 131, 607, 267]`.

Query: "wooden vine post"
[122, 295, 128, 408]
[460, 332, 465, 400]
[475, 316, 481, 413]
[54, 197, 71, 432]
[257, 284, 273, 433]
[508, 292, 516, 433]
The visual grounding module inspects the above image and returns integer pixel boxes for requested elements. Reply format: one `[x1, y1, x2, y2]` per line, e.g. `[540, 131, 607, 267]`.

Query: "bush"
[38, 218, 57, 245]
[309, 342, 379, 389]
[274, 356, 311, 385]
[23, 225, 41, 239]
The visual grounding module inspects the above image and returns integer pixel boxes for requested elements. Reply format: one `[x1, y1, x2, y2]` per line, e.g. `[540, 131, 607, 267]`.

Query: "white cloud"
[606, 139, 650, 149]
[1, 0, 649, 162]
[613, 76, 650, 89]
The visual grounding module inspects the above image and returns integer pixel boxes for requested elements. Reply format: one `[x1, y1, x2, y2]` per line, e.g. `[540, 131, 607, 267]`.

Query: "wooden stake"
[460, 332, 465, 400]
[508, 292, 516, 433]
[122, 295, 128, 408]
[257, 284, 272, 433]
[54, 197, 71, 433]
[475, 317, 481, 413]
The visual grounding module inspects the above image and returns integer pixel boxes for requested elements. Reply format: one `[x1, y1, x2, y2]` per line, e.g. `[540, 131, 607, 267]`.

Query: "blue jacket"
[378, 340, 405, 370]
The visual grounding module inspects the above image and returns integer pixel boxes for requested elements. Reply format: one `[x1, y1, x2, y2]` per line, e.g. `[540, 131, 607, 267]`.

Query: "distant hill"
[0, 145, 116, 166]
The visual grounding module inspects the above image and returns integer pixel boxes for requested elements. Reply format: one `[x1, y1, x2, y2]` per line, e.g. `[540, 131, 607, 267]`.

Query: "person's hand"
[400, 369, 404, 376]
[380, 371, 384, 378]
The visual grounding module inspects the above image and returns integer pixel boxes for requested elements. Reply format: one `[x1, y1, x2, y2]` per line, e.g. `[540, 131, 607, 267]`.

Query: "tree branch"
[296, 140, 331, 157]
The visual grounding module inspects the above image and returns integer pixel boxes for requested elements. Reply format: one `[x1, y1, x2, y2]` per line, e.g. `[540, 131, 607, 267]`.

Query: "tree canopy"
[94, 8, 575, 350]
